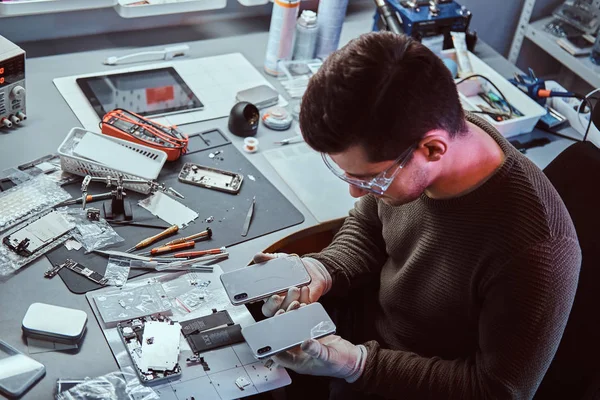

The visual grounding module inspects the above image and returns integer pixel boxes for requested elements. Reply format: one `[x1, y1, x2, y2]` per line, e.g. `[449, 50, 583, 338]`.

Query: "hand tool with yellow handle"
[173, 246, 226, 259]
[164, 227, 212, 246]
[125, 224, 179, 253]
[139, 241, 195, 256]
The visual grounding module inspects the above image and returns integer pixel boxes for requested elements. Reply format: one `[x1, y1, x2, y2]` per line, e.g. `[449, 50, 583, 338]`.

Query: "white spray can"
[315, 0, 349, 60]
[293, 10, 319, 60]
[264, 0, 301, 76]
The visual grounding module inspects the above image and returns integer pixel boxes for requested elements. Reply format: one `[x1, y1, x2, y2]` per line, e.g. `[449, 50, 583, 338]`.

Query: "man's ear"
[419, 134, 448, 162]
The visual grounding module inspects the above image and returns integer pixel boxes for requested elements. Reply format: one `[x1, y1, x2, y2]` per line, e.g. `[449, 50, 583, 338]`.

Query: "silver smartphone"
[242, 303, 336, 360]
[220, 255, 311, 306]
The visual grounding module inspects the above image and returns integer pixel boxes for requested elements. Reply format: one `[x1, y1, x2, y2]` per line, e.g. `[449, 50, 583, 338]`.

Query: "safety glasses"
[321, 144, 417, 195]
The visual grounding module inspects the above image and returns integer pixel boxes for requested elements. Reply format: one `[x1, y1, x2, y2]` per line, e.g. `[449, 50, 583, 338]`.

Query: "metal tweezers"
[241, 196, 255, 237]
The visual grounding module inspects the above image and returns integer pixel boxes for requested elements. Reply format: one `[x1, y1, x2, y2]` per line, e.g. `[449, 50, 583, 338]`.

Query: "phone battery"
[185, 324, 244, 353]
[180, 310, 234, 336]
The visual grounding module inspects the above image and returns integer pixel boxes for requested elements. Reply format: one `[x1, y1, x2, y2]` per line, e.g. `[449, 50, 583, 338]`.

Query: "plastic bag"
[104, 257, 131, 287]
[175, 286, 210, 313]
[57, 208, 124, 253]
[55, 366, 159, 400]
[0, 174, 71, 232]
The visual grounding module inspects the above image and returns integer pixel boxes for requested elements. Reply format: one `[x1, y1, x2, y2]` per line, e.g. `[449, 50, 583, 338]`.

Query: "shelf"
[114, 0, 227, 18]
[0, 0, 117, 17]
[525, 16, 600, 89]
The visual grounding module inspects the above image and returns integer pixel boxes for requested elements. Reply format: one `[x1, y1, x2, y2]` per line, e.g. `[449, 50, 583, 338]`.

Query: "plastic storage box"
[22, 303, 87, 345]
[57, 128, 167, 194]
[441, 50, 546, 138]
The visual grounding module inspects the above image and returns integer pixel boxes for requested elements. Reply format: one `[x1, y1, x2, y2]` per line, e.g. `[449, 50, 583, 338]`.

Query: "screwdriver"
[126, 224, 179, 253]
[55, 192, 112, 208]
[164, 227, 212, 246]
[172, 246, 227, 259]
[138, 241, 195, 256]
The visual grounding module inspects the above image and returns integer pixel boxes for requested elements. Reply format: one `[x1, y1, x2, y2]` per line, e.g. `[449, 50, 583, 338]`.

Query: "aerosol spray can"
[315, 0, 349, 60]
[293, 10, 319, 60]
[264, 0, 301, 76]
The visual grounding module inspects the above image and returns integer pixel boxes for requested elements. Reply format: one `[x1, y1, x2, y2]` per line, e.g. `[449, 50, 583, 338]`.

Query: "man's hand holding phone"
[253, 253, 332, 317]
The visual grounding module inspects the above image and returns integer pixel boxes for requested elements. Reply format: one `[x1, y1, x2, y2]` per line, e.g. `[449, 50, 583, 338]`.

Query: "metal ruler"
[508, 0, 538, 64]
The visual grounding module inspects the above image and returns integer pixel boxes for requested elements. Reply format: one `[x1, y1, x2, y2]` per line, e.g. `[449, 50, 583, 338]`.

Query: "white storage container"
[57, 128, 167, 194]
[0, 0, 117, 17]
[441, 50, 546, 138]
[115, 0, 227, 18]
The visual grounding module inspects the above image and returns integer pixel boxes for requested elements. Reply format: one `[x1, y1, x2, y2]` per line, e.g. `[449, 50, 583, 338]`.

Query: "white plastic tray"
[441, 50, 546, 138]
[0, 0, 117, 17]
[115, 0, 226, 18]
[57, 127, 167, 194]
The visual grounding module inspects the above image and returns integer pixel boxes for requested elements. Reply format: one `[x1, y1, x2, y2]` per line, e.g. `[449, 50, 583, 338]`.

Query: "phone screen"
[0, 341, 45, 397]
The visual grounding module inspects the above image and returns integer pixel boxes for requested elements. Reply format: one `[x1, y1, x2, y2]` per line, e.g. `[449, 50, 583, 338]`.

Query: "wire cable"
[456, 74, 513, 120]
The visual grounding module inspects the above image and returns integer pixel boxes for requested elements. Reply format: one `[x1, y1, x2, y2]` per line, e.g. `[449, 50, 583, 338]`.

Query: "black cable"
[456, 74, 513, 120]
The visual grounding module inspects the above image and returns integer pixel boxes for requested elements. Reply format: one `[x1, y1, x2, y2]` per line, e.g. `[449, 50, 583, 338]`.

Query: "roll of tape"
[244, 137, 259, 153]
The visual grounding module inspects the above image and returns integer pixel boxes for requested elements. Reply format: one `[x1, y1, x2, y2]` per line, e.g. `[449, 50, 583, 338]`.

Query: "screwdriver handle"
[150, 241, 195, 255]
[164, 227, 212, 246]
[173, 247, 225, 258]
[134, 224, 179, 250]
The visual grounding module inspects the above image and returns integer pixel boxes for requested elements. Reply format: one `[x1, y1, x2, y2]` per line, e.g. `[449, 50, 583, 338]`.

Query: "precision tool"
[241, 196, 255, 237]
[274, 135, 304, 145]
[139, 241, 195, 256]
[164, 227, 212, 246]
[108, 221, 171, 229]
[54, 192, 113, 208]
[172, 247, 227, 259]
[125, 224, 179, 253]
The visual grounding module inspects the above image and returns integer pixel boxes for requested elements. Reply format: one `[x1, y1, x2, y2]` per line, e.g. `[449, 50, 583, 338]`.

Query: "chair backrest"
[535, 141, 600, 399]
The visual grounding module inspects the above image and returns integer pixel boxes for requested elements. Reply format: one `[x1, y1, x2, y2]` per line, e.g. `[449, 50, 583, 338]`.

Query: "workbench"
[0, 7, 577, 399]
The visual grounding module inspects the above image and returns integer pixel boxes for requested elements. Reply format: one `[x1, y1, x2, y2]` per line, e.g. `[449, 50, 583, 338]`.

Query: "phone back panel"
[241, 303, 336, 359]
[220, 255, 311, 305]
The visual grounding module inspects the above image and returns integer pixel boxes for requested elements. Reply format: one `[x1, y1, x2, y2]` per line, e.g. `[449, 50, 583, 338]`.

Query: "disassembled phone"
[117, 315, 182, 385]
[242, 303, 336, 360]
[44, 259, 108, 286]
[178, 162, 243, 194]
[3, 211, 73, 257]
[0, 340, 46, 398]
[220, 255, 311, 306]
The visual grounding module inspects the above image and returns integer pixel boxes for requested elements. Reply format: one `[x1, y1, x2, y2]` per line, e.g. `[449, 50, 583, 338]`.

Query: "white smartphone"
[220, 255, 311, 306]
[241, 302, 336, 360]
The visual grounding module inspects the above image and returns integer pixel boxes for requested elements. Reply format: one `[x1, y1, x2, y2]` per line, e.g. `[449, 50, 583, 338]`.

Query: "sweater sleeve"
[308, 195, 387, 296]
[353, 236, 581, 399]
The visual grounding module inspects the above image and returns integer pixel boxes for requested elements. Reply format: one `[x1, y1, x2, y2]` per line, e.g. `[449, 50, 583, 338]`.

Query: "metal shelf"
[0, 0, 117, 17]
[114, 0, 227, 18]
[525, 16, 600, 88]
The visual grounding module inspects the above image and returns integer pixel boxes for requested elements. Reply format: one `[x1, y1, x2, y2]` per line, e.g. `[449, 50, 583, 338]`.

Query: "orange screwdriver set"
[100, 108, 189, 161]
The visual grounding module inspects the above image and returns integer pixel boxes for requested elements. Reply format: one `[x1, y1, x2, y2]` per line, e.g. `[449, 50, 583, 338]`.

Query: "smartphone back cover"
[220, 255, 311, 305]
[241, 303, 335, 359]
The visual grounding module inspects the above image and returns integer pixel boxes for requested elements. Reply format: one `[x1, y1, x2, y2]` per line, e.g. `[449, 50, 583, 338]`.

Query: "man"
[255, 31, 581, 399]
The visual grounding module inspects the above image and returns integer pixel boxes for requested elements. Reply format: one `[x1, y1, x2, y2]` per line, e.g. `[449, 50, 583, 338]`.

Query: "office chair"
[535, 140, 600, 399]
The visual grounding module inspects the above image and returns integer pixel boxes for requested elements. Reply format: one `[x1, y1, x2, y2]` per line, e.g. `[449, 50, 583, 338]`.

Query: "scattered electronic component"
[178, 162, 243, 194]
[261, 106, 293, 131]
[101, 109, 189, 162]
[45, 259, 108, 286]
[86, 208, 101, 221]
[117, 316, 182, 385]
[235, 377, 252, 390]
[3, 211, 73, 257]
[264, 359, 275, 369]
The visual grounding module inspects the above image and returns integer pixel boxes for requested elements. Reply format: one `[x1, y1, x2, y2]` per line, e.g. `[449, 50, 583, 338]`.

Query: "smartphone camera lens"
[234, 293, 248, 300]
[258, 346, 272, 354]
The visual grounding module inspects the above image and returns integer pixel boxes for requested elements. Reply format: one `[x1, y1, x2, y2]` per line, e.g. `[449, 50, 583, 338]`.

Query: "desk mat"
[46, 133, 304, 294]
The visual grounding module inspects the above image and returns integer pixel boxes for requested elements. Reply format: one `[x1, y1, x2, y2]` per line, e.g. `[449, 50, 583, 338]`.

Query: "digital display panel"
[76, 67, 203, 119]
[0, 54, 25, 87]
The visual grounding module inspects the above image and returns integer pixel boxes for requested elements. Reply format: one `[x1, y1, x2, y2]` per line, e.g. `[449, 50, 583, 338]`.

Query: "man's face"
[329, 145, 431, 206]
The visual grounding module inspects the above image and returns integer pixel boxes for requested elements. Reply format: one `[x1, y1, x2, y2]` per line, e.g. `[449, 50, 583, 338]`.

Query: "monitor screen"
[76, 67, 203, 119]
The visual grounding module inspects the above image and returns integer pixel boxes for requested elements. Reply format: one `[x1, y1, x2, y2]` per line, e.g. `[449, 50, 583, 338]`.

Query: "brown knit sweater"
[311, 114, 581, 399]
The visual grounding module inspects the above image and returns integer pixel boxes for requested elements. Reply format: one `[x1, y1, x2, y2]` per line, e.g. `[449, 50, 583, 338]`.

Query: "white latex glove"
[253, 252, 332, 317]
[273, 335, 367, 383]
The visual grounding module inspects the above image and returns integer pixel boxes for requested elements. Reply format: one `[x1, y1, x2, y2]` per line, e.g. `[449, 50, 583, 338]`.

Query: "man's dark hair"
[300, 31, 467, 162]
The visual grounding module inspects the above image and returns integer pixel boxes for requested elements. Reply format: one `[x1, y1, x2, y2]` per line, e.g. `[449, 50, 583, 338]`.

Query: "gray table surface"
[0, 9, 575, 399]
